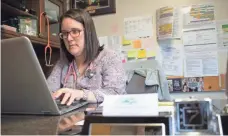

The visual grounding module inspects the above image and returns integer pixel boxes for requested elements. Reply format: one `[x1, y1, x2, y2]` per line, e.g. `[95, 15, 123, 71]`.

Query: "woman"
[47, 9, 126, 106]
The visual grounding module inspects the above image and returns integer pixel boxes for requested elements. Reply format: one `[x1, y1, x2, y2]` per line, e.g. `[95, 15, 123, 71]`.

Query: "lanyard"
[63, 61, 95, 88]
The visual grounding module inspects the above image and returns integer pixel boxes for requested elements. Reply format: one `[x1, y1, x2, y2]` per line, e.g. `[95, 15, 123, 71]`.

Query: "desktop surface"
[1, 104, 98, 135]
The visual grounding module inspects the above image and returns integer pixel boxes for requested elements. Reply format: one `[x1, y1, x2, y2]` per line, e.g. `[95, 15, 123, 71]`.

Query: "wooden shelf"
[1, 2, 38, 19]
[1, 29, 60, 48]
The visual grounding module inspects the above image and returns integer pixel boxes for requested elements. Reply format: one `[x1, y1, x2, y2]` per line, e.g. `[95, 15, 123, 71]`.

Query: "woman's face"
[61, 17, 85, 58]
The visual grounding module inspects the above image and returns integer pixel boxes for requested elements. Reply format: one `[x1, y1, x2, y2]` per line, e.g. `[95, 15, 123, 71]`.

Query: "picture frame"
[72, 0, 116, 16]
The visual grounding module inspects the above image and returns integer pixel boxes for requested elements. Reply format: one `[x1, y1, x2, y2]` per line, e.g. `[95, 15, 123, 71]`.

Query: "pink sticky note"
[141, 38, 153, 49]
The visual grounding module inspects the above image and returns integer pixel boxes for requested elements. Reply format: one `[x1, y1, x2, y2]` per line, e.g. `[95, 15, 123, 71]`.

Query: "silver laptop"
[1, 36, 88, 115]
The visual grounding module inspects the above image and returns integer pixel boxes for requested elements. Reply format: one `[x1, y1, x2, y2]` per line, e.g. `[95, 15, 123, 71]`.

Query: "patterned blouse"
[47, 48, 127, 102]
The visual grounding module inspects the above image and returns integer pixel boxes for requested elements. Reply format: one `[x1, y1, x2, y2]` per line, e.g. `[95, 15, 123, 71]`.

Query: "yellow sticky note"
[122, 36, 131, 46]
[137, 49, 146, 59]
[127, 50, 138, 58]
[133, 40, 142, 49]
[147, 50, 156, 57]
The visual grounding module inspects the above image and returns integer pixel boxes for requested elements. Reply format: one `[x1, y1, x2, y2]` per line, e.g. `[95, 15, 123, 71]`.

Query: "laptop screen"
[88, 123, 166, 135]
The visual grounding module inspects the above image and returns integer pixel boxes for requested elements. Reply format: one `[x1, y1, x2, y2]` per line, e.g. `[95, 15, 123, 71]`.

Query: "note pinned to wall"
[137, 49, 147, 59]
[133, 40, 142, 49]
[127, 50, 138, 58]
[111, 23, 119, 34]
[146, 50, 156, 58]
[122, 36, 132, 46]
[141, 38, 153, 49]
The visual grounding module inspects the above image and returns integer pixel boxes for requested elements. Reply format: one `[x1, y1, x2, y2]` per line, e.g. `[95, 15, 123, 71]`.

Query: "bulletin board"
[92, 0, 228, 93]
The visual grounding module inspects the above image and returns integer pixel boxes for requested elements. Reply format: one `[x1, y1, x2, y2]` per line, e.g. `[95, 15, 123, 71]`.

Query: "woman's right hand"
[52, 88, 84, 106]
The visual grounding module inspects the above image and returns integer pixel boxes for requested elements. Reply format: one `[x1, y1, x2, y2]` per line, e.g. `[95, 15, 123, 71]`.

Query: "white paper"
[184, 45, 219, 77]
[103, 94, 158, 117]
[107, 35, 122, 52]
[158, 106, 174, 112]
[99, 102, 104, 107]
[74, 120, 84, 126]
[184, 59, 203, 77]
[203, 56, 219, 76]
[217, 20, 228, 47]
[172, 7, 182, 38]
[160, 44, 183, 76]
[184, 43, 217, 52]
[99, 36, 122, 52]
[124, 16, 153, 40]
[98, 36, 108, 47]
[183, 28, 217, 45]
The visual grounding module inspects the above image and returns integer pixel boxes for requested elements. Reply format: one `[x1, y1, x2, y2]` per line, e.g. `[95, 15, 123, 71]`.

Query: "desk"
[1, 104, 98, 135]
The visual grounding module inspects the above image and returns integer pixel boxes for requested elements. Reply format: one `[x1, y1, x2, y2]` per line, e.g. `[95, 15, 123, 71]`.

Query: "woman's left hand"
[53, 88, 84, 106]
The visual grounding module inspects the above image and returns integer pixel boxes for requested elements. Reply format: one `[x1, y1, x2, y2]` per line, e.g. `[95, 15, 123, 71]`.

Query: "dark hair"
[59, 9, 102, 64]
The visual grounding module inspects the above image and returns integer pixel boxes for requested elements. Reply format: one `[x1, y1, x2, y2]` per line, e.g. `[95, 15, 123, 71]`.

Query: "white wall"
[93, 0, 228, 36]
[92, 0, 228, 107]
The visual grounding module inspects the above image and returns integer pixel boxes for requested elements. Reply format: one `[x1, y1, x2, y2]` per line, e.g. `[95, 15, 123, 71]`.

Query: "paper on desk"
[102, 94, 158, 116]
[99, 102, 104, 107]
[75, 120, 84, 126]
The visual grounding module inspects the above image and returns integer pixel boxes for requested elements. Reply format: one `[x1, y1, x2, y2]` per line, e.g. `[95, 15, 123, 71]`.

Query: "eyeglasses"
[59, 28, 83, 39]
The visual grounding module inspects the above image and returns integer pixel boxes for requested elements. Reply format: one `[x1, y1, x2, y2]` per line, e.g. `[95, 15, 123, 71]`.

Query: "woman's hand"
[53, 88, 84, 106]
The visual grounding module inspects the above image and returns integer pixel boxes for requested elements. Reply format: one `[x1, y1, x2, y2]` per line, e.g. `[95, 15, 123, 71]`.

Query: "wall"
[92, 0, 228, 108]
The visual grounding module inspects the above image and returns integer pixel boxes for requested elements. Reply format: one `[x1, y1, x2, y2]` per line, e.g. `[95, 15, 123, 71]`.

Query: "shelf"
[1, 2, 38, 19]
[1, 29, 60, 48]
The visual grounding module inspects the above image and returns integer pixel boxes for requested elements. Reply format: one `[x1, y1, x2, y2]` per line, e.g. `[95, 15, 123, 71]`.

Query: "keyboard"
[55, 99, 89, 113]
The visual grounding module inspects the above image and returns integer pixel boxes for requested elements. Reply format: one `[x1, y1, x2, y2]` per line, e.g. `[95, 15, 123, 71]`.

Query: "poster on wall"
[217, 20, 228, 47]
[156, 6, 173, 39]
[124, 15, 153, 40]
[156, 6, 182, 40]
[168, 77, 204, 93]
[182, 4, 215, 27]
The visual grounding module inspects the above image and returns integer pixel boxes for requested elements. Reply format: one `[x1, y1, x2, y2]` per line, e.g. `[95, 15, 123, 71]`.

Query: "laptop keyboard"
[55, 99, 88, 112]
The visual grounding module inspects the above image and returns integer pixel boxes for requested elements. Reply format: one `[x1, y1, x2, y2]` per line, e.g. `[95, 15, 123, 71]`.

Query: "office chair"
[123, 59, 171, 101]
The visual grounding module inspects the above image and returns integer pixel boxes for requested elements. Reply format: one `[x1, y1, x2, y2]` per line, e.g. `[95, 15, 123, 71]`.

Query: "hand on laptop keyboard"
[55, 98, 85, 107]
[53, 88, 85, 106]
